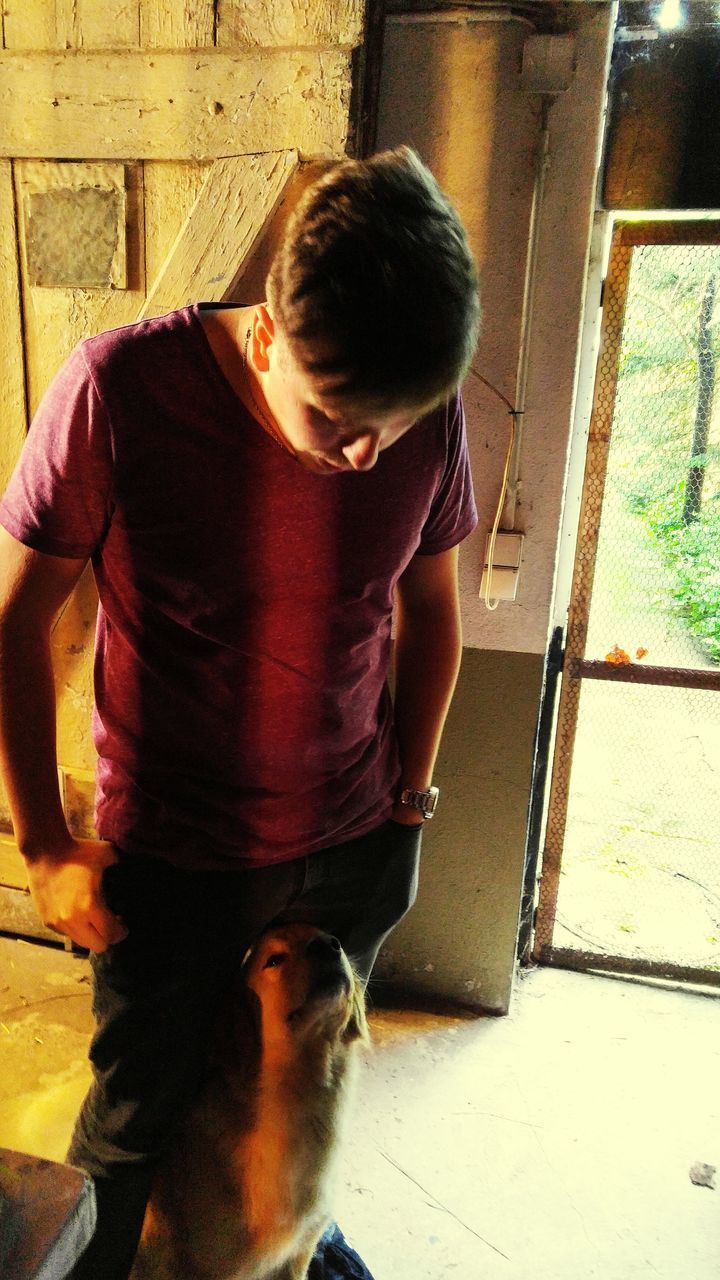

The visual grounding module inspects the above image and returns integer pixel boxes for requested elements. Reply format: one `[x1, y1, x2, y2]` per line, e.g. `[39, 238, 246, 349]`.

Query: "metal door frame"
[533, 218, 720, 987]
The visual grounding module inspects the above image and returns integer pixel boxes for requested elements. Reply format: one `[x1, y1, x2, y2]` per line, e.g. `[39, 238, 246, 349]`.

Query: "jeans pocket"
[369, 822, 424, 926]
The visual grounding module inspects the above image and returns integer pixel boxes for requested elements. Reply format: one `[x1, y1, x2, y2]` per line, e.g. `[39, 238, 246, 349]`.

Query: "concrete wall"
[372, 6, 614, 1012]
[379, 648, 543, 1014]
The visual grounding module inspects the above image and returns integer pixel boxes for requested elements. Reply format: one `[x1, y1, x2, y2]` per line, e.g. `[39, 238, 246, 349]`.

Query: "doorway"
[535, 220, 720, 987]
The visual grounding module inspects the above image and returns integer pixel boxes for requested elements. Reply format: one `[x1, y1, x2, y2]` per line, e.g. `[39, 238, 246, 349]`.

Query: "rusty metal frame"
[572, 660, 720, 692]
[544, 947, 720, 991]
[533, 219, 720, 987]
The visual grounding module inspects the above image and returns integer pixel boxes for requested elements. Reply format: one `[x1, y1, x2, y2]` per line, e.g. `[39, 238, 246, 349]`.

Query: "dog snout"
[306, 934, 349, 995]
[306, 934, 342, 960]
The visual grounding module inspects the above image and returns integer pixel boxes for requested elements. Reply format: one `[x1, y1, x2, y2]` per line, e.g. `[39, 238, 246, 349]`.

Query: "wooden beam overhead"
[0, 49, 351, 160]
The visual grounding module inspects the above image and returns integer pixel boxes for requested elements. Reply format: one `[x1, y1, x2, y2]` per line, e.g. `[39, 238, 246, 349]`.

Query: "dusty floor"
[0, 935, 718, 1280]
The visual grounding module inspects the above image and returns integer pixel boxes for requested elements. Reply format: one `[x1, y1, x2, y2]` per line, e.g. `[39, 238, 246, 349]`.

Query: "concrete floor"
[0, 936, 718, 1280]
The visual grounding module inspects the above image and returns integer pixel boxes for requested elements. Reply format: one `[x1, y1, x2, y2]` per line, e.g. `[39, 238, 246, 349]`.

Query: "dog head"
[240, 924, 369, 1056]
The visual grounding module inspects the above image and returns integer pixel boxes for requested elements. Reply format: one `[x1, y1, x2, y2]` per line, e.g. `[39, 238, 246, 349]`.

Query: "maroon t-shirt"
[0, 306, 477, 868]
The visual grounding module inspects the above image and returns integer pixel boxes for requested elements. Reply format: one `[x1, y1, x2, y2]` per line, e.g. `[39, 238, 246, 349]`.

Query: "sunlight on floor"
[1, 936, 718, 1279]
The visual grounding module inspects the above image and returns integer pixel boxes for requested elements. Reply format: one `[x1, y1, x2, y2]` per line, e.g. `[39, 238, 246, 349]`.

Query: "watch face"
[401, 787, 439, 817]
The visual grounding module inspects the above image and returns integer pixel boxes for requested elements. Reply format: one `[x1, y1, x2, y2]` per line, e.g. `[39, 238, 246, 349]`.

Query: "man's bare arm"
[392, 544, 463, 825]
[0, 526, 127, 951]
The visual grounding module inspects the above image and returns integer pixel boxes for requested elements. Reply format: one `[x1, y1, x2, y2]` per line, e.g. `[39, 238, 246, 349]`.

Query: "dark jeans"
[66, 818, 422, 1279]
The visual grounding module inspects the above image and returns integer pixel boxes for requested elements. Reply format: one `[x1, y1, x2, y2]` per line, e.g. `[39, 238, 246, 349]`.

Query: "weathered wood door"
[0, 0, 364, 939]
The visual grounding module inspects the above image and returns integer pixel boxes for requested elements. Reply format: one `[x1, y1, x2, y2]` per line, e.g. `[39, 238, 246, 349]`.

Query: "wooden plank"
[0, 49, 351, 160]
[216, 0, 364, 48]
[139, 150, 298, 317]
[49, 567, 102, 776]
[62, 771, 98, 841]
[225, 160, 321, 303]
[0, 835, 27, 893]
[140, 0, 216, 49]
[2, 2, 57, 51]
[3, 1, 141, 51]
[56, 0, 141, 50]
[0, 886, 61, 944]
[143, 161, 210, 288]
[0, 160, 27, 491]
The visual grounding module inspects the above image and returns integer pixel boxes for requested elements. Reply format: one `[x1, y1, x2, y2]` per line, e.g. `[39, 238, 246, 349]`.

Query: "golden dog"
[129, 923, 369, 1280]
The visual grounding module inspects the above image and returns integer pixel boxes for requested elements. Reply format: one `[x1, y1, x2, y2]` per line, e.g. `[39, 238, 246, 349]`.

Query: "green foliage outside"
[612, 245, 720, 663]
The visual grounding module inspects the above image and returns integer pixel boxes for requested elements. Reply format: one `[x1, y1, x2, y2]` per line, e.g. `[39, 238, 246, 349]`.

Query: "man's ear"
[250, 304, 275, 373]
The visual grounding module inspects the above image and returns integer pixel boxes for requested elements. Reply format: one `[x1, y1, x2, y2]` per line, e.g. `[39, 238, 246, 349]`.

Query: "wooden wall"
[0, 0, 365, 912]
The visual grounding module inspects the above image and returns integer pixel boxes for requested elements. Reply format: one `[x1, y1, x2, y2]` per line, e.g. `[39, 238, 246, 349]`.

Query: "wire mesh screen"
[585, 243, 720, 671]
[546, 231, 720, 980]
[557, 681, 720, 972]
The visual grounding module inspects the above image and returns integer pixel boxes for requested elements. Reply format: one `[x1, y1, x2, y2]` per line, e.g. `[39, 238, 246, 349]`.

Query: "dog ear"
[342, 972, 370, 1045]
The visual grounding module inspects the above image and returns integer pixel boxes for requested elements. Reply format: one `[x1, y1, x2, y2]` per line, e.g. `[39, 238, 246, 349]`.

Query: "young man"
[0, 146, 480, 1278]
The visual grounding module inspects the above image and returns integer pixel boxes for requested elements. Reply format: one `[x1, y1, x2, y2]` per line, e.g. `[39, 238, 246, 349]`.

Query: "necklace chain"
[242, 328, 292, 454]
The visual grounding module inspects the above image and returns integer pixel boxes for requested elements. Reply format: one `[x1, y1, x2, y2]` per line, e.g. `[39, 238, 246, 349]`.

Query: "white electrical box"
[480, 531, 525, 602]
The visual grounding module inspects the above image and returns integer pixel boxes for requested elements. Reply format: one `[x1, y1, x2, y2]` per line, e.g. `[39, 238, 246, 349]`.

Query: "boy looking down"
[0, 146, 480, 1277]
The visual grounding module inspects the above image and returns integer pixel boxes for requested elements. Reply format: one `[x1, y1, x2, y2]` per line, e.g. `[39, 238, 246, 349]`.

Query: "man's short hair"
[266, 146, 480, 411]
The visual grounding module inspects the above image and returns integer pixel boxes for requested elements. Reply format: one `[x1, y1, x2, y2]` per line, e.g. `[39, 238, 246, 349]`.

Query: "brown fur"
[130, 924, 369, 1280]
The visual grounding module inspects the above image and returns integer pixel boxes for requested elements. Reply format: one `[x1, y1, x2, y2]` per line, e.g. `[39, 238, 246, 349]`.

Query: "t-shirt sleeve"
[416, 389, 478, 555]
[0, 343, 113, 559]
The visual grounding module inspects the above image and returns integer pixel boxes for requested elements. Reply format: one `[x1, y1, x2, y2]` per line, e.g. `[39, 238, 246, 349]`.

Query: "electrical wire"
[467, 366, 522, 611]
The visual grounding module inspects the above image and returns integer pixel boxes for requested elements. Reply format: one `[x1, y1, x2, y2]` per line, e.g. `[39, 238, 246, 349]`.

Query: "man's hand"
[24, 838, 128, 953]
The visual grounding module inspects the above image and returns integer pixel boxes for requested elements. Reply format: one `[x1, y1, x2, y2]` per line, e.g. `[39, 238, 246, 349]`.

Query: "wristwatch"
[399, 785, 439, 820]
